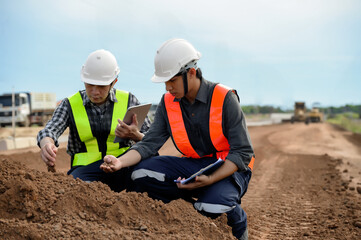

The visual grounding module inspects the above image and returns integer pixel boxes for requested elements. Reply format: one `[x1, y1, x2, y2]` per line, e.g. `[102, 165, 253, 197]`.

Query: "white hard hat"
[81, 49, 120, 86]
[151, 38, 201, 83]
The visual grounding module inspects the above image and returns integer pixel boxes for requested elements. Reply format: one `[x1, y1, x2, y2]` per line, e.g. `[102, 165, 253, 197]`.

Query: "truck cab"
[291, 101, 308, 124]
[0, 93, 31, 127]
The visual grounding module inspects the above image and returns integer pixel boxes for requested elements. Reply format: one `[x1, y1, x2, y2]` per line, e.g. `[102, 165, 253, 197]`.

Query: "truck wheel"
[40, 115, 49, 126]
[19, 117, 30, 127]
[25, 117, 30, 127]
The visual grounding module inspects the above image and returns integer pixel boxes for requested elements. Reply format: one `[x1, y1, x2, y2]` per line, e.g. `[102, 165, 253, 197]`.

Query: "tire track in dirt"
[244, 123, 361, 240]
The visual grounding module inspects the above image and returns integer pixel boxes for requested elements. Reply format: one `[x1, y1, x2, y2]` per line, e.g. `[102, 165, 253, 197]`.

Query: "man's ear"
[188, 68, 197, 76]
[110, 78, 118, 88]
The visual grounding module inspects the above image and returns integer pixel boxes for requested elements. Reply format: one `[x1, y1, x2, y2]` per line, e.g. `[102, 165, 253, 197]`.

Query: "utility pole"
[12, 87, 16, 148]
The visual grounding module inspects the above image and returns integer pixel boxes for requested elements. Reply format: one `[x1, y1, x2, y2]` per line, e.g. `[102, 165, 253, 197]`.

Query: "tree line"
[320, 104, 361, 115]
[241, 105, 289, 114]
[241, 104, 361, 116]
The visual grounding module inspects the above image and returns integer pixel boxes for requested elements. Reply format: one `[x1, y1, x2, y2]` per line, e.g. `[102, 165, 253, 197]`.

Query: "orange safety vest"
[165, 83, 255, 170]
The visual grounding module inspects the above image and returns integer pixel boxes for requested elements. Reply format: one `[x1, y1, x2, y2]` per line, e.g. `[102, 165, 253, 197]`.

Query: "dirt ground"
[0, 123, 360, 239]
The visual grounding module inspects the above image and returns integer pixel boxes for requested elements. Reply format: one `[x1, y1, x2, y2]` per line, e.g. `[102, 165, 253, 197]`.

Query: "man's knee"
[131, 168, 165, 182]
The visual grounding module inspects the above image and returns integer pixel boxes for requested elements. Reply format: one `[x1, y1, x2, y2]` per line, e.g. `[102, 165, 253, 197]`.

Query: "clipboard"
[113, 103, 152, 143]
[174, 159, 224, 185]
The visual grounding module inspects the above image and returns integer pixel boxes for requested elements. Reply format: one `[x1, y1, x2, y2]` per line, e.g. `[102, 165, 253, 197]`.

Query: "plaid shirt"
[37, 88, 151, 157]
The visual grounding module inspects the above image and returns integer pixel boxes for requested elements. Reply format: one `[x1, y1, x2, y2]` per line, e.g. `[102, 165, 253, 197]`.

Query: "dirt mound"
[1, 123, 361, 239]
[0, 157, 233, 239]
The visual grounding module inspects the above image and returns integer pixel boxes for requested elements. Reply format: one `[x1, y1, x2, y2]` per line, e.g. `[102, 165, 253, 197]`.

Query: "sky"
[1, 0, 360, 109]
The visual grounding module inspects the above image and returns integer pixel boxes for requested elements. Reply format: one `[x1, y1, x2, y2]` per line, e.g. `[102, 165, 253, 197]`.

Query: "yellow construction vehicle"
[291, 102, 309, 124]
[290, 101, 323, 124]
[307, 102, 323, 123]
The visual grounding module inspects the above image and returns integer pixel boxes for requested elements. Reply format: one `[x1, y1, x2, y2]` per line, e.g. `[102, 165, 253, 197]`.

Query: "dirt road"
[245, 123, 361, 239]
[0, 123, 360, 239]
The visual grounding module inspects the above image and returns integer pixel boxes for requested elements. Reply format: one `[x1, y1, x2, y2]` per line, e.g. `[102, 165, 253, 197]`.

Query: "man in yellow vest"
[101, 39, 254, 239]
[37, 49, 151, 192]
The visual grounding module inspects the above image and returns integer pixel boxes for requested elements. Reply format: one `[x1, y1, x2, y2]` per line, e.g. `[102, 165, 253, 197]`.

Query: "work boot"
[238, 227, 248, 240]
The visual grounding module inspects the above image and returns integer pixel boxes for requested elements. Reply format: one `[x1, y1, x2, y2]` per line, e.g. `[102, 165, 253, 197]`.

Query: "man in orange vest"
[101, 39, 255, 240]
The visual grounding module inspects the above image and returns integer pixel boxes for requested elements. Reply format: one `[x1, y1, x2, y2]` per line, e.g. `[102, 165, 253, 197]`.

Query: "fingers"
[104, 155, 113, 164]
[42, 153, 55, 166]
[100, 158, 112, 173]
[117, 118, 129, 128]
[100, 163, 112, 173]
[52, 145, 58, 155]
[116, 118, 135, 139]
[115, 119, 126, 137]
[115, 126, 121, 137]
[176, 175, 208, 189]
[132, 114, 139, 127]
[117, 119, 128, 129]
[100, 155, 120, 173]
[41, 143, 57, 167]
[42, 143, 57, 158]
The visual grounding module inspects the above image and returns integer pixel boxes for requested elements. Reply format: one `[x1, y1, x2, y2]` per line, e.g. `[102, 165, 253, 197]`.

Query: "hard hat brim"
[151, 74, 173, 83]
[81, 76, 115, 86]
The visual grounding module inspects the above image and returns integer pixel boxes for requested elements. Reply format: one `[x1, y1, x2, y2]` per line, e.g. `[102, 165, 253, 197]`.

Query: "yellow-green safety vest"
[68, 90, 130, 167]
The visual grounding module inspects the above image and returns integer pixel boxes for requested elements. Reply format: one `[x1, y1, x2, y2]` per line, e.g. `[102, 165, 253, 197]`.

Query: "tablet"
[113, 103, 152, 143]
[174, 159, 224, 185]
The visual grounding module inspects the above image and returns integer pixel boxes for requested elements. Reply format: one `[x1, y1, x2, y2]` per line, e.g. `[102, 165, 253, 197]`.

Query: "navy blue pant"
[68, 160, 134, 192]
[131, 156, 252, 239]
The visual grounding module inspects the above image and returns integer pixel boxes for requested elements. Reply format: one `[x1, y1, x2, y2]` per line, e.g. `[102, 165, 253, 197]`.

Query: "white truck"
[0, 92, 56, 127]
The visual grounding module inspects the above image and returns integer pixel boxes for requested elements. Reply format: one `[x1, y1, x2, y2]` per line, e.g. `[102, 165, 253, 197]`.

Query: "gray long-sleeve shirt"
[131, 78, 254, 172]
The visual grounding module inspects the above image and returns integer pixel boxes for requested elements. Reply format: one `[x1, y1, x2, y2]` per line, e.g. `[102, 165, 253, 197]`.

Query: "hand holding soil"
[47, 165, 56, 173]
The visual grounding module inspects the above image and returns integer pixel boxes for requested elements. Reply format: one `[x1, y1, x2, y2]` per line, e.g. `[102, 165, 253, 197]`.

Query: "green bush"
[327, 113, 361, 133]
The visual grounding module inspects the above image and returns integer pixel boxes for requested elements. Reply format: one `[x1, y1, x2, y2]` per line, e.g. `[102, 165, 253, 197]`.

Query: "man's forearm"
[119, 149, 142, 168]
[208, 160, 238, 184]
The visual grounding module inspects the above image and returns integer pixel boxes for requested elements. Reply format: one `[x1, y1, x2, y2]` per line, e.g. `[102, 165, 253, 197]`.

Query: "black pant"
[68, 160, 134, 192]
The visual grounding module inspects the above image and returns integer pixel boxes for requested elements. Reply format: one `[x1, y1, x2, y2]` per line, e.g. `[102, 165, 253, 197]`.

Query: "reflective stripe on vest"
[68, 90, 130, 167]
[164, 84, 254, 170]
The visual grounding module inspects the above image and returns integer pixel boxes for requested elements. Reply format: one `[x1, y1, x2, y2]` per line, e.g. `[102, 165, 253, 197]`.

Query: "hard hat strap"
[106, 78, 118, 100]
[182, 70, 188, 96]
